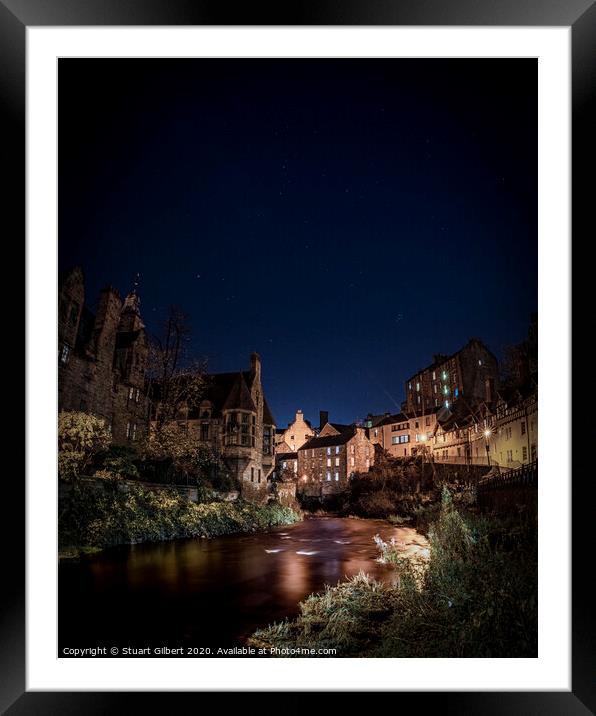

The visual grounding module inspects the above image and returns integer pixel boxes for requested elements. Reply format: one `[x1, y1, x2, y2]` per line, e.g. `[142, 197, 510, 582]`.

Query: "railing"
[478, 461, 538, 489]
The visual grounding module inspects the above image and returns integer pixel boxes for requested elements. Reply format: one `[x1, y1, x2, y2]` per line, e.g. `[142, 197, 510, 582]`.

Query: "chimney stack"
[250, 352, 261, 381]
[319, 410, 329, 430]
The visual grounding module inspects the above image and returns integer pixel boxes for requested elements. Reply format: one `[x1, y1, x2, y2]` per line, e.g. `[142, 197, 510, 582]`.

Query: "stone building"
[275, 409, 315, 453]
[404, 338, 499, 413]
[431, 378, 537, 469]
[161, 353, 276, 501]
[297, 418, 374, 496]
[366, 407, 440, 459]
[58, 266, 150, 444]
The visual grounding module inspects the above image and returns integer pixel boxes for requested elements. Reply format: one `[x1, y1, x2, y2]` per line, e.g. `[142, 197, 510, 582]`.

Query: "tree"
[58, 411, 111, 481]
[147, 306, 207, 427]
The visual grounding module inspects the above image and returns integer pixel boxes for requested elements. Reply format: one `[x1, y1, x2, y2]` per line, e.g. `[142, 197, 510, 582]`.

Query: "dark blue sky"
[59, 59, 537, 429]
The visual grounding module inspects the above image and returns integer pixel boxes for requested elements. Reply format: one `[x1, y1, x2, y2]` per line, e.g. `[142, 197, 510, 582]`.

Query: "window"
[521, 421, 526, 435]
[478, 360, 483, 366]
[373, 429, 378, 437]
[415, 421, 419, 429]
[128, 386, 134, 401]
[454, 388, 459, 397]
[290, 435, 294, 441]
[442, 371, 447, 380]
[132, 424, 137, 441]
[433, 384, 437, 393]
[425, 417, 430, 426]
[326, 447, 331, 456]
[59, 344, 70, 365]
[417, 396, 421, 404]
[443, 385, 449, 395]
[326, 471, 331, 481]
[444, 401, 450, 408]
[432, 371, 436, 380]
[251, 467, 255, 482]
[327, 458, 331, 467]
[416, 382, 420, 391]
[135, 388, 140, 403]
[282, 461, 287, 469]
[522, 446, 528, 461]
[201, 423, 209, 441]
[258, 469, 261, 483]
[335, 457, 340, 467]
[392, 436, 399, 445]
[335, 472, 339, 481]
[351, 445, 355, 454]
[335, 446, 340, 454]
[365, 459, 370, 469]
[350, 457, 355, 466]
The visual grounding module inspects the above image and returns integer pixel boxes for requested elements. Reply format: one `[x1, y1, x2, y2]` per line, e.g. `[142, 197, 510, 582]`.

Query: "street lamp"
[484, 429, 492, 467]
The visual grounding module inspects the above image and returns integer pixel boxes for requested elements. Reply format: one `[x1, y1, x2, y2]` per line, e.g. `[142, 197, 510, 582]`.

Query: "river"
[59, 516, 428, 656]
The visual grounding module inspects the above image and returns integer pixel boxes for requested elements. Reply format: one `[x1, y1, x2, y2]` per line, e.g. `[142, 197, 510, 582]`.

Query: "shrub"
[58, 411, 111, 481]
[59, 481, 302, 550]
[252, 488, 537, 658]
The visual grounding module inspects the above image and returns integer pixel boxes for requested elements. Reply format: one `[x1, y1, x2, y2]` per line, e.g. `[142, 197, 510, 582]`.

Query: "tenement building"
[275, 409, 315, 452]
[58, 266, 150, 444]
[367, 407, 441, 459]
[161, 353, 276, 500]
[297, 417, 374, 496]
[404, 338, 499, 413]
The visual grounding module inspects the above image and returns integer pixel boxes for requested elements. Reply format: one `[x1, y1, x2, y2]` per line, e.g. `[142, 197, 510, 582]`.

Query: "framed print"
[8, 0, 590, 709]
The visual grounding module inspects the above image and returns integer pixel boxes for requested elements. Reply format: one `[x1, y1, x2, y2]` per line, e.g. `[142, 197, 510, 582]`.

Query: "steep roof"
[262, 396, 276, 426]
[300, 425, 358, 451]
[222, 373, 257, 412]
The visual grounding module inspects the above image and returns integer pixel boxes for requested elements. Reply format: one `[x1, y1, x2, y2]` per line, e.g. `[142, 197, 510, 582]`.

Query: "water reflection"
[59, 517, 427, 654]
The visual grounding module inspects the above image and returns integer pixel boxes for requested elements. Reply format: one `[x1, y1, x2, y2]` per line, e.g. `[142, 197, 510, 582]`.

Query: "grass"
[251, 488, 537, 658]
[59, 480, 302, 555]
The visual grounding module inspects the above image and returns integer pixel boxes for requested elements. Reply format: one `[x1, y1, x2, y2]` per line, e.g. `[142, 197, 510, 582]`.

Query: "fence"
[476, 461, 537, 513]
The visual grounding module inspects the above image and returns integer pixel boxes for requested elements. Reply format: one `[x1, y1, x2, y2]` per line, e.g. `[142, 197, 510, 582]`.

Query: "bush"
[58, 411, 111, 481]
[252, 488, 537, 658]
[94, 444, 140, 480]
[59, 481, 302, 550]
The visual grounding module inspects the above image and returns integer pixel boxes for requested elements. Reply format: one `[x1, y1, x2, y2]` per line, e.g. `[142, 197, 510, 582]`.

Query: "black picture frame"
[9, 0, 589, 709]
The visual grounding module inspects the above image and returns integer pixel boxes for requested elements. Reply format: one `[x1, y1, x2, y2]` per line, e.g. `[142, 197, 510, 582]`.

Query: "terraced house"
[297, 417, 374, 496]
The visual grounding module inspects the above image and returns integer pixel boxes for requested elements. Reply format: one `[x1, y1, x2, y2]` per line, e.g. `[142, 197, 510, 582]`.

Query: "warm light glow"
[420, 434, 427, 442]
[484, 429, 491, 438]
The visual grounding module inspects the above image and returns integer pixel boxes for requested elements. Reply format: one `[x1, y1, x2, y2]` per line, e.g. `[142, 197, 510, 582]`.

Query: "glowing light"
[484, 429, 491, 438]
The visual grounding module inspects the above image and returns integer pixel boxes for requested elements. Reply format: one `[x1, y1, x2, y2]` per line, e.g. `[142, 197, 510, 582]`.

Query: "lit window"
[326, 447, 331, 455]
[351, 456, 355, 466]
[128, 387, 134, 400]
[326, 471, 331, 481]
[416, 382, 420, 391]
[135, 388, 140, 403]
[444, 401, 450, 408]
[442, 371, 447, 380]
[335, 457, 339, 466]
[335, 446, 340, 454]
[59, 344, 70, 365]
[327, 458, 331, 467]
[454, 388, 459, 397]
[478, 360, 482, 366]
[282, 461, 287, 469]
[335, 472, 339, 481]
[131, 424, 137, 441]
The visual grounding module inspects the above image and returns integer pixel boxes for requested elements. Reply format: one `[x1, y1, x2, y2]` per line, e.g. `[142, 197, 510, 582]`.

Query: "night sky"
[59, 59, 537, 428]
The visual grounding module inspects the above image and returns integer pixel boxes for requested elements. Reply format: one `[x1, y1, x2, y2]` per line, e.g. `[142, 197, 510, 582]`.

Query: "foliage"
[94, 444, 140, 480]
[140, 425, 234, 489]
[252, 488, 537, 658]
[58, 411, 111, 481]
[59, 480, 301, 551]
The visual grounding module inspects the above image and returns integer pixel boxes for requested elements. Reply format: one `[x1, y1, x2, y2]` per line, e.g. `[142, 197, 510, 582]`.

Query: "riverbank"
[59, 480, 302, 558]
[250, 489, 537, 658]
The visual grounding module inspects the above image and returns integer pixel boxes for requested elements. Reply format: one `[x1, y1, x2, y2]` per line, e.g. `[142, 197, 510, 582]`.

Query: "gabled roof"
[222, 373, 257, 412]
[262, 396, 276, 426]
[300, 425, 358, 451]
